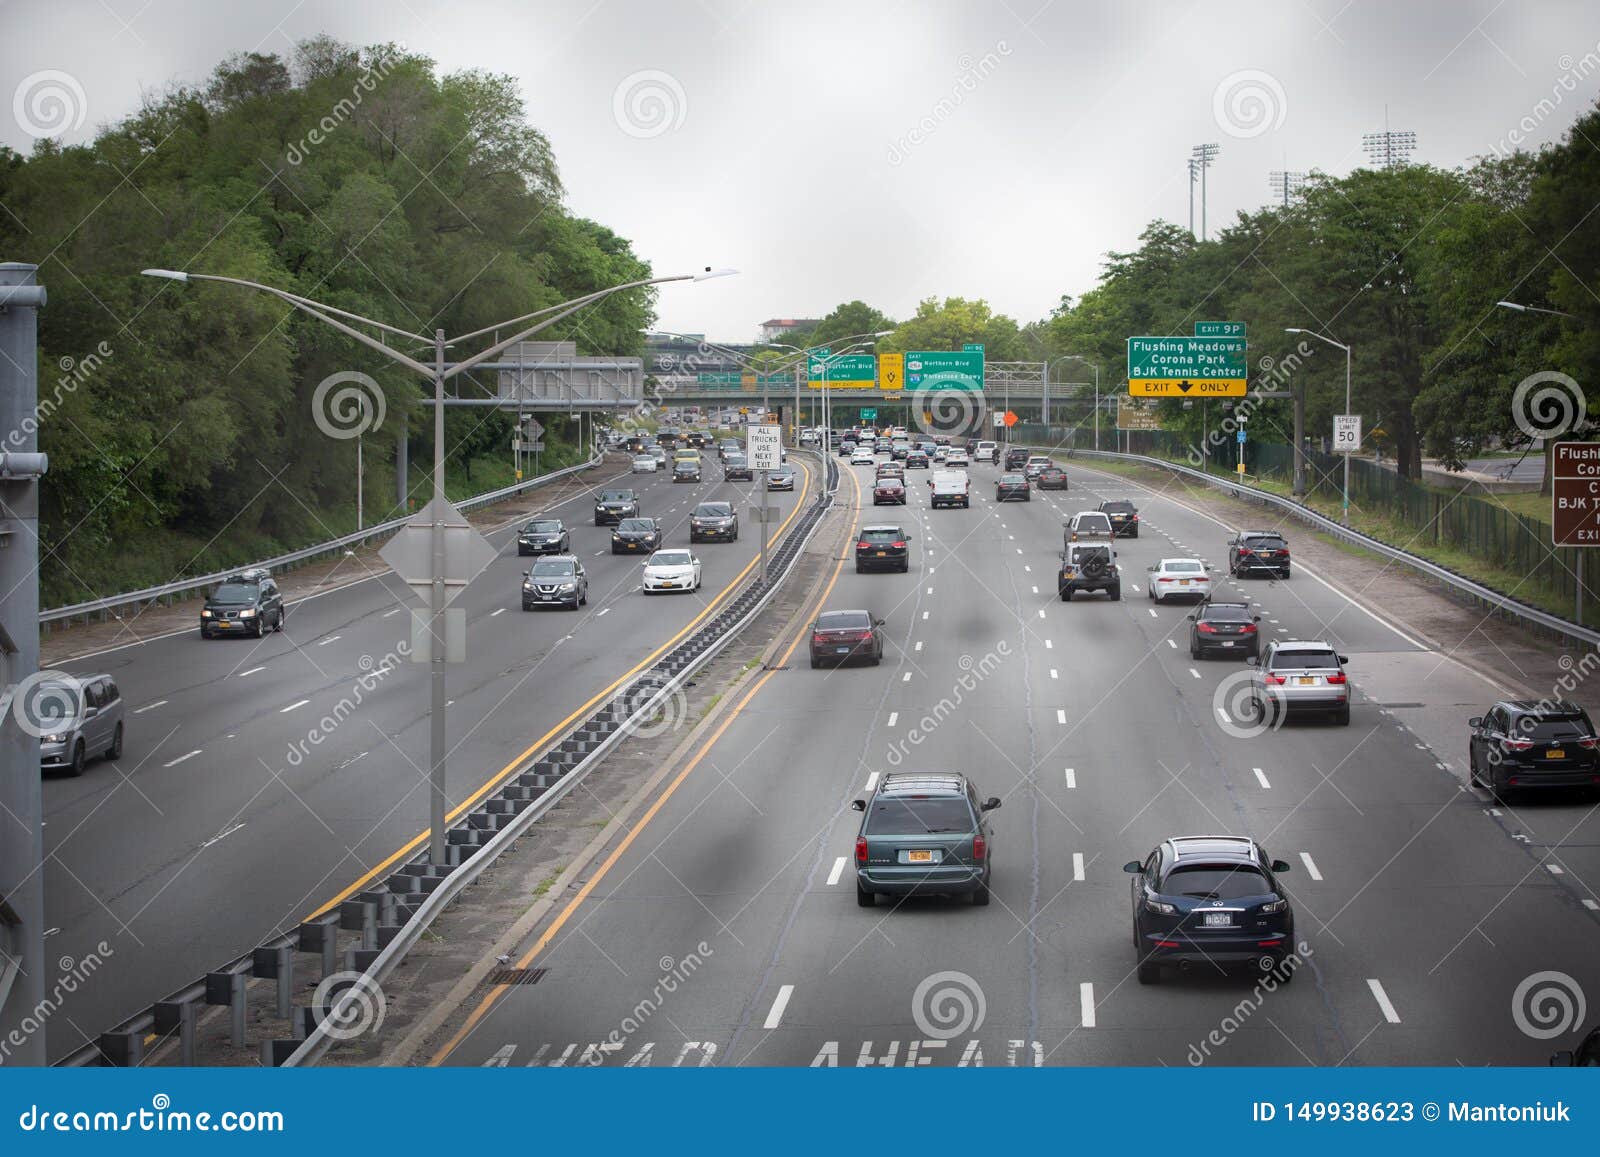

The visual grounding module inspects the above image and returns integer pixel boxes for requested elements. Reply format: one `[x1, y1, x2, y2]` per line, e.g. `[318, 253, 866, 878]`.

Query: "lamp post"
[1285, 327, 1353, 524]
[1053, 355, 1101, 450]
[1496, 300, 1576, 320]
[144, 265, 733, 863]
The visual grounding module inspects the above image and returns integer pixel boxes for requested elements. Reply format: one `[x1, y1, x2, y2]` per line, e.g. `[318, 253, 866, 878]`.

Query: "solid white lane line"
[1299, 852, 1323, 880]
[1367, 978, 1401, 1023]
[1064, 767, 1076, 789]
[1253, 767, 1271, 789]
[164, 750, 202, 768]
[763, 985, 795, 1029]
[281, 699, 310, 713]
[886, 712, 898, 727]
[1072, 852, 1085, 881]
[238, 666, 266, 677]
[1056, 709, 1067, 724]
[490, 608, 505, 617]
[827, 857, 847, 887]
[133, 700, 168, 714]
[318, 635, 341, 646]
[864, 772, 879, 792]
[1079, 982, 1096, 1028]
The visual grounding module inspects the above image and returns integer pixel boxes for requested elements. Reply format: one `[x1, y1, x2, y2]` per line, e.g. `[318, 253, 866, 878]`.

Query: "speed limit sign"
[1333, 414, 1362, 453]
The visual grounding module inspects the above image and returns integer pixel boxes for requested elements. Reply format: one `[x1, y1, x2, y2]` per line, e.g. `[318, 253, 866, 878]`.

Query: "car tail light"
[1325, 672, 1346, 684]
[1503, 738, 1534, 751]
[1197, 623, 1218, 634]
[812, 633, 826, 645]
[1257, 938, 1283, 947]
[857, 541, 870, 550]
[972, 834, 987, 860]
[1156, 940, 1181, 948]
[1239, 623, 1257, 633]
[855, 836, 868, 864]
[1130, 514, 1139, 521]
[859, 631, 874, 643]
[1264, 673, 1286, 685]
[891, 541, 906, 549]
[1277, 550, 1290, 557]
[1578, 737, 1599, 749]
[1238, 548, 1253, 556]
[1159, 576, 1175, 583]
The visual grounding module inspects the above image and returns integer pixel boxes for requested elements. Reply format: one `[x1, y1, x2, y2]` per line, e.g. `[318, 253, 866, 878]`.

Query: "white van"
[929, 469, 970, 509]
[973, 440, 999, 464]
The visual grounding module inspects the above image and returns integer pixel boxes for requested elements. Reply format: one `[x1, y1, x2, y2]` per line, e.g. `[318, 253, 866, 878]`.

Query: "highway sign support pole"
[1343, 342, 1352, 526]
[0, 263, 47, 1063]
[759, 470, 769, 586]
[429, 329, 448, 866]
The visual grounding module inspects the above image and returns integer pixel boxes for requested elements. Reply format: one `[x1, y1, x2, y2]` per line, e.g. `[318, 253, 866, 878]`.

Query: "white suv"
[973, 440, 999, 464]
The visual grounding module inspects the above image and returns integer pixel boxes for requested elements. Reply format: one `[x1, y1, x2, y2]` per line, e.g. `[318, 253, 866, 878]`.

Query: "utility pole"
[1191, 144, 1219, 241]
[0, 262, 48, 1063]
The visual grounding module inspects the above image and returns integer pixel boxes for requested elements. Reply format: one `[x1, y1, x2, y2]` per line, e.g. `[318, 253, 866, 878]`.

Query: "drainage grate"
[489, 967, 547, 986]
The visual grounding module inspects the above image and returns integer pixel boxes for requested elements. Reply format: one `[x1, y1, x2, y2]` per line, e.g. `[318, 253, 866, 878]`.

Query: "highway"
[432, 452, 1600, 1068]
[39, 455, 812, 1060]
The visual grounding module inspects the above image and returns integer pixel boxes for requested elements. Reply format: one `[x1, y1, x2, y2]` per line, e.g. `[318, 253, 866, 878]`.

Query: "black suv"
[517, 517, 570, 555]
[1469, 701, 1600, 798]
[1058, 542, 1121, 601]
[201, 569, 284, 638]
[690, 501, 738, 543]
[856, 525, 913, 573]
[851, 773, 1001, 907]
[611, 517, 663, 554]
[1229, 530, 1290, 578]
[724, 452, 754, 481]
[1098, 499, 1139, 538]
[1189, 601, 1261, 659]
[1124, 835, 1296, 984]
[1004, 446, 1029, 471]
[594, 488, 641, 525]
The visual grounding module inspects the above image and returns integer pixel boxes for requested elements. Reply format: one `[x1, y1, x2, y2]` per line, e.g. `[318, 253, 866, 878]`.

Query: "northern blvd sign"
[1552, 442, 1600, 546]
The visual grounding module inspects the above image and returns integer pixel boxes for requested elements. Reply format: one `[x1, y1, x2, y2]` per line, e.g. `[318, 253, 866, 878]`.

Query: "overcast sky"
[4, 0, 1599, 343]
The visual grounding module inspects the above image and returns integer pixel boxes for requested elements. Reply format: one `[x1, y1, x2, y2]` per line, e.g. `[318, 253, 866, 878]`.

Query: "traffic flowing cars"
[995, 472, 1031, 501]
[641, 548, 703, 593]
[672, 459, 701, 483]
[875, 461, 905, 481]
[723, 452, 754, 481]
[839, 438, 858, 457]
[1003, 446, 1029, 471]
[1065, 510, 1114, 549]
[891, 439, 912, 460]
[522, 555, 588, 610]
[517, 518, 570, 556]
[873, 476, 907, 505]
[1189, 601, 1261, 659]
[611, 517, 663, 554]
[945, 449, 970, 468]
[766, 466, 797, 491]
[929, 468, 970, 508]
[690, 501, 739, 543]
[200, 569, 284, 638]
[630, 454, 658, 473]
[1468, 701, 1600, 798]
[1024, 455, 1052, 480]
[850, 447, 877, 466]
[1036, 464, 1069, 490]
[1058, 540, 1121, 601]
[905, 449, 930, 469]
[851, 773, 1001, 907]
[1229, 530, 1290, 578]
[593, 488, 641, 524]
[808, 609, 885, 668]
[1147, 558, 1212, 603]
[1247, 640, 1351, 725]
[1098, 499, 1139, 537]
[650, 445, 669, 466]
[856, 525, 913, 573]
[972, 440, 998, 464]
[1123, 835, 1296, 985]
[37, 673, 124, 776]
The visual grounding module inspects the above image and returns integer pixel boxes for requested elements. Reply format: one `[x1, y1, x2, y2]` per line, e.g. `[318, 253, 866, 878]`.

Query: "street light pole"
[1286, 327, 1353, 524]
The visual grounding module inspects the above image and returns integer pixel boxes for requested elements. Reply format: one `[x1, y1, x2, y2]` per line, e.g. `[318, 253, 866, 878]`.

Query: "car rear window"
[1518, 714, 1594, 740]
[1245, 536, 1287, 550]
[1000, 474, 1026, 484]
[1162, 865, 1271, 900]
[865, 796, 974, 835]
[1201, 605, 1253, 623]
[817, 611, 870, 631]
[862, 529, 902, 542]
[1271, 649, 1340, 669]
[1164, 561, 1204, 573]
[1102, 501, 1136, 513]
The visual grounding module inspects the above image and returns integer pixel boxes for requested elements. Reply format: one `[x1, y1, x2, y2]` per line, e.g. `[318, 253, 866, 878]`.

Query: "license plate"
[1547, 749, 1565, 759]
[1295, 676, 1315, 685]
[659, 582, 676, 588]
[1178, 580, 1190, 586]
[876, 550, 887, 556]
[1203, 912, 1232, 927]
[906, 850, 934, 863]
[1220, 641, 1234, 647]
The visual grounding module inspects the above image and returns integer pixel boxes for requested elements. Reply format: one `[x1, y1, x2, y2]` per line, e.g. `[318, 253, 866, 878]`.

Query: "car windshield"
[1518, 714, 1594, 740]
[652, 551, 692, 566]
[865, 796, 974, 835]
[617, 519, 654, 532]
[694, 504, 731, 517]
[817, 611, 870, 631]
[530, 561, 574, 577]
[876, 478, 902, 488]
[863, 529, 902, 542]
[211, 582, 259, 604]
[1163, 561, 1204, 573]
[1163, 865, 1272, 900]
[599, 490, 631, 501]
[1202, 605, 1253, 623]
[1271, 649, 1340, 670]
[1102, 501, 1136, 513]
[525, 520, 561, 533]
[1000, 474, 1026, 484]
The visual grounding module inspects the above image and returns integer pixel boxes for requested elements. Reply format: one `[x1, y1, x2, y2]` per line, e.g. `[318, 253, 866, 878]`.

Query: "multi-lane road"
[40, 455, 812, 1060]
[431, 452, 1600, 1068]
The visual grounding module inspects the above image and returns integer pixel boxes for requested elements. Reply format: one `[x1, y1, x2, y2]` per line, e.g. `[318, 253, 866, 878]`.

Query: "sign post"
[747, 423, 782, 584]
[1332, 415, 1361, 524]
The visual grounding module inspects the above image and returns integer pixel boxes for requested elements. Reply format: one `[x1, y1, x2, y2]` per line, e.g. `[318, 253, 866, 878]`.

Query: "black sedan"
[517, 518, 570, 555]
[689, 501, 739, 543]
[672, 460, 701, 483]
[855, 525, 912, 573]
[808, 609, 885, 668]
[1124, 835, 1296, 984]
[1036, 466, 1069, 490]
[1469, 700, 1600, 798]
[995, 473, 1031, 502]
[611, 517, 663, 554]
[724, 453, 754, 481]
[1189, 601, 1260, 659]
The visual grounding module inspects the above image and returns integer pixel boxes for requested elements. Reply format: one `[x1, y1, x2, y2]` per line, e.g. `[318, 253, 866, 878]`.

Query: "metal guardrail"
[55, 448, 836, 1067]
[41, 448, 606, 627]
[1067, 448, 1600, 650]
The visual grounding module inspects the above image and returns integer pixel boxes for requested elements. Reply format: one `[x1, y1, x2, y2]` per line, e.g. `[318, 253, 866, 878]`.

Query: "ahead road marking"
[1064, 767, 1076, 789]
[1080, 982, 1096, 1028]
[164, 750, 202, 768]
[281, 699, 311, 713]
[1253, 767, 1271, 789]
[1299, 852, 1323, 880]
[238, 666, 265, 678]
[1367, 978, 1401, 1023]
[1072, 852, 1085, 881]
[763, 985, 795, 1029]
[827, 857, 847, 887]
[133, 700, 168, 714]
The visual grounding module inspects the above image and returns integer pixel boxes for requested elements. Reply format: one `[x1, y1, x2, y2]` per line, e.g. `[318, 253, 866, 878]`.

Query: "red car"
[809, 609, 885, 668]
[873, 478, 907, 505]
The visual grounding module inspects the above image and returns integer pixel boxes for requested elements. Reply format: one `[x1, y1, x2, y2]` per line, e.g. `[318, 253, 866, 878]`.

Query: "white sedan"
[631, 455, 658, 473]
[945, 451, 970, 468]
[1147, 558, 1213, 603]
[850, 448, 877, 465]
[642, 548, 703, 593]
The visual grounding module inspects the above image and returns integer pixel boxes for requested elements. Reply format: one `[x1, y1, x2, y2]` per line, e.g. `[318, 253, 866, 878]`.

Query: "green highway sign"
[905, 349, 984, 390]
[807, 354, 876, 388]
[1127, 335, 1247, 396]
[1195, 321, 1246, 338]
[860, 408, 878, 420]
[697, 372, 792, 386]
[963, 342, 985, 353]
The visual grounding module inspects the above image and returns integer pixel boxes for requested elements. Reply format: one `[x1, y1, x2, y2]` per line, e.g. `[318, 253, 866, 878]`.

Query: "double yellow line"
[309, 460, 816, 919]
[430, 460, 865, 1064]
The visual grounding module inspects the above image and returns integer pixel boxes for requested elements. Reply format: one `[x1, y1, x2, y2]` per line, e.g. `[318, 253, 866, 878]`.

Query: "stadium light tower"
[1362, 107, 1417, 169]
[1268, 170, 1307, 206]
[1191, 143, 1219, 240]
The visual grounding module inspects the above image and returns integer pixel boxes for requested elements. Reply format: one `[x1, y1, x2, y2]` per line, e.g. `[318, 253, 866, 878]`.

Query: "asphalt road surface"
[432, 453, 1600, 1068]
[41, 456, 813, 1059]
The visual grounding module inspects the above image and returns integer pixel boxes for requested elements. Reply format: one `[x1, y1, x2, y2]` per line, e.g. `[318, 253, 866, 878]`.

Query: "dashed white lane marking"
[864, 771, 879, 792]
[763, 985, 795, 1030]
[1299, 852, 1323, 881]
[281, 699, 311, 713]
[1253, 767, 1272, 789]
[238, 666, 265, 677]
[1032, 586, 1039, 594]
[1130, 584, 1140, 593]
[1044, 639, 1053, 649]
[164, 750, 202, 768]
[318, 635, 341, 646]
[382, 608, 403, 618]
[1016, 549, 1023, 555]
[1080, 982, 1097, 1028]
[915, 641, 923, 652]
[1547, 863, 1565, 876]
[201, 822, 245, 848]
[1148, 609, 1158, 618]
[596, 607, 610, 617]
[490, 608, 505, 617]
[1367, 978, 1401, 1023]
[827, 857, 847, 887]
[902, 672, 911, 682]
[1038, 609, 1046, 619]
[1056, 709, 1067, 724]
[1216, 707, 1230, 722]
[886, 712, 898, 727]
[1189, 668, 1202, 679]
[1072, 852, 1085, 881]
[1583, 898, 1599, 911]
[922, 611, 930, 620]
[1023, 565, 1031, 572]
[1064, 767, 1076, 789]
[1049, 669, 1059, 679]
[1166, 639, 1177, 649]
[926, 587, 933, 594]
[133, 700, 169, 714]
[593, 550, 606, 556]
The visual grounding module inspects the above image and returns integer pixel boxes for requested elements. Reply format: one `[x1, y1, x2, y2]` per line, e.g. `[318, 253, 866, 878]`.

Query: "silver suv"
[40, 673, 125, 776]
[1248, 640, 1350, 726]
